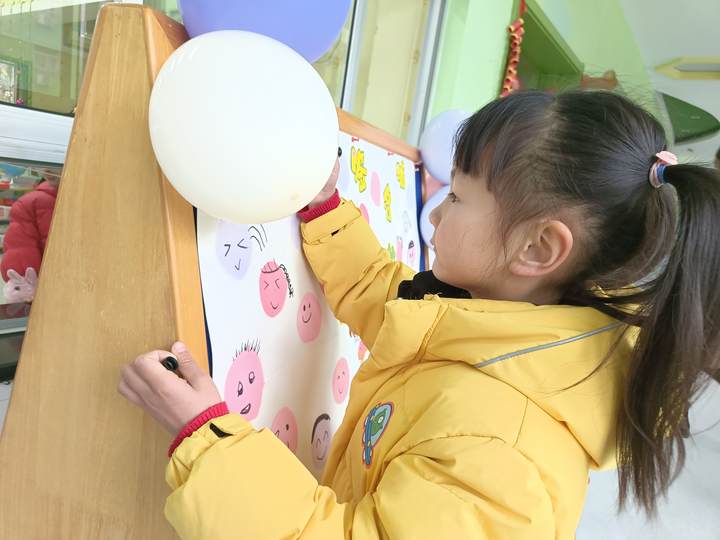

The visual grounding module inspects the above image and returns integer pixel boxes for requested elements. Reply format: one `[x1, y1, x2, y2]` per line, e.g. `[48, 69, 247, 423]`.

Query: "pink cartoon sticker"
[371, 172, 381, 206]
[223, 342, 265, 421]
[271, 406, 298, 454]
[359, 203, 370, 224]
[332, 357, 350, 404]
[396, 236, 404, 263]
[259, 260, 293, 317]
[407, 240, 417, 269]
[297, 291, 322, 342]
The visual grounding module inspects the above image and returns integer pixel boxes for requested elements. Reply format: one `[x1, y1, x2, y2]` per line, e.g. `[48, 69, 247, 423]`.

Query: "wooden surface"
[0, 6, 200, 538]
[338, 108, 421, 163]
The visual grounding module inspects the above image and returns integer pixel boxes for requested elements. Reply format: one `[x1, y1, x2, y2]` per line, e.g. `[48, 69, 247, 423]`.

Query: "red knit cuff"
[168, 401, 230, 457]
[297, 190, 341, 222]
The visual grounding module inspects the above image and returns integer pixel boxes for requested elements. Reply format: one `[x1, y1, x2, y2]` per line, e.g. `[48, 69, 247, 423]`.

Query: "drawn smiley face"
[297, 292, 322, 342]
[270, 406, 298, 454]
[224, 345, 265, 421]
[332, 357, 350, 404]
[259, 261, 291, 317]
[311, 413, 332, 468]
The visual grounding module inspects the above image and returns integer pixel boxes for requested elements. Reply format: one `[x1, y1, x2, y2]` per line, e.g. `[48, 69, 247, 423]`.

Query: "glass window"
[143, 0, 355, 106]
[0, 160, 62, 305]
[345, 0, 432, 140]
[0, 0, 357, 113]
[0, 1, 115, 115]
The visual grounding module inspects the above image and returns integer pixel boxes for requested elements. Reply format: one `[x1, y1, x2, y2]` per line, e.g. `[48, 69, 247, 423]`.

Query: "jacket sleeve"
[300, 200, 415, 349]
[165, 416, 555, 539]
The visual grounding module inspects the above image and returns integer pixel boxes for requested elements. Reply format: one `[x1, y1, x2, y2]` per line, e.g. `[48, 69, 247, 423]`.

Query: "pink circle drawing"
[358, 341, 369, 363]
[311, 413, 332, 468]
[271, 406, 298, 454]
[215, 221, 253, 279]
[359, 203, 370, 224]
[259, 260, 292, 317]
[371, 172, 381, 206]
[223, 344, 265, 421]
[332, 357, 350, 404]
[297, 292, 322, 342]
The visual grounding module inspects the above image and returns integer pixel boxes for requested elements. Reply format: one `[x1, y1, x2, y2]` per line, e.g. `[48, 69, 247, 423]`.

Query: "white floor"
[578, 377, 720, 539]
[0, 378, 717, 538]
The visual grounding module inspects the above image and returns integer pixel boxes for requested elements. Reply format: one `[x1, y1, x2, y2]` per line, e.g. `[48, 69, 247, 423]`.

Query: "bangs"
[453, 91, 555, 193]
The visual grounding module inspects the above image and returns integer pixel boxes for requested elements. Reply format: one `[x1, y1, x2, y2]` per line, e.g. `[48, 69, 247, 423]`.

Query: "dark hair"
[716, 146, 720, 161]
[454, 90, 720, 515]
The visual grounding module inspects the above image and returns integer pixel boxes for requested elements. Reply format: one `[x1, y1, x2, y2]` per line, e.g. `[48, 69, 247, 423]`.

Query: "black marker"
[161, 356, 179, 371]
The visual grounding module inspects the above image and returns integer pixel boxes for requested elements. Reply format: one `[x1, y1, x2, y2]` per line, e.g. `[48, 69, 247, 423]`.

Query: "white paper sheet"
[197, 132, 420, 475]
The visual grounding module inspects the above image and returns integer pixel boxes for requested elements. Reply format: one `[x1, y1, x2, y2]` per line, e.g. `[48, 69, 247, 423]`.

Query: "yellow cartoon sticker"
[395, 161, 406, 189]
[351, 147, 367, 193]
[383, 184, 392, 222]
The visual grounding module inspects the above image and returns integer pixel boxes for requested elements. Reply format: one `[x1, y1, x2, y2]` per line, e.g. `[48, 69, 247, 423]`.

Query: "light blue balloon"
[419, 186, 449, 248]
[419, 110, 471, 185]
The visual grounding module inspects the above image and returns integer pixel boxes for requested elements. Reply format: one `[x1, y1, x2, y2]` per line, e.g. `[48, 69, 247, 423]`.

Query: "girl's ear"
[508, 220, 574, 278]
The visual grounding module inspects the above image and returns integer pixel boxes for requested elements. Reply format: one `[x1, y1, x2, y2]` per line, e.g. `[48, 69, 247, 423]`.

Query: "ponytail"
[617, 163, 720, 513]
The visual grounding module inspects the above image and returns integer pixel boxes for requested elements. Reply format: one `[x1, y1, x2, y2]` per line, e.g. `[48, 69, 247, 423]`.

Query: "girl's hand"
[308, 156, 340, 208]
[118, 342, 221, 436]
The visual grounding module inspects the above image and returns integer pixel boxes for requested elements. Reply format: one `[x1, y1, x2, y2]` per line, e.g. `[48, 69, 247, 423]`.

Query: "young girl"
[119, 90, 720, 539]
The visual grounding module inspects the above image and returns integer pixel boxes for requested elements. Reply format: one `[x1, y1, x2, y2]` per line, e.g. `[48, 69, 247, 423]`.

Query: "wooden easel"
[0, 6, 204, 538]
[0, 5, 422, 538]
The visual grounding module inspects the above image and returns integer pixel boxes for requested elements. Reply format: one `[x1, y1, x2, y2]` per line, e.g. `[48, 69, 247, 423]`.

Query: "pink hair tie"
[648, 151, 678, 189]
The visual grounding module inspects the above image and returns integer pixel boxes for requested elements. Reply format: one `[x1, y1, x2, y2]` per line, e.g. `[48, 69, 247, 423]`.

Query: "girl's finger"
[117, 377, 143, 407]
[132, 350, 178, 386]
[121, 362, 155, 397]
[171, 342, 209, 390]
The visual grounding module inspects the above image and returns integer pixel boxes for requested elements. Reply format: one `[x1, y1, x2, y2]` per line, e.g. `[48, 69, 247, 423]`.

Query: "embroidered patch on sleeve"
[361, 402, 394, 468]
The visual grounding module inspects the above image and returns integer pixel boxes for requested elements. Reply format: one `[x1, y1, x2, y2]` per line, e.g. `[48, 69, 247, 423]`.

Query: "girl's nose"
[429, 203, 441, 228]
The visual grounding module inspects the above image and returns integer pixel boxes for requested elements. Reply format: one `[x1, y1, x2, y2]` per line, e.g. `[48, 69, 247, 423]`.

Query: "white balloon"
[149, 31, 339, 224]
[419, 186, 449, 248]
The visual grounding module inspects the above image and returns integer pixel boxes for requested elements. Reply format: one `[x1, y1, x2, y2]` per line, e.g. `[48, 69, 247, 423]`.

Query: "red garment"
[1, 181, 58, 282]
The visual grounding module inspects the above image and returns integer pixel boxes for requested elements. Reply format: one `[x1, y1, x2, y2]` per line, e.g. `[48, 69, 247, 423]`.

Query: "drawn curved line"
[250, 234, 263, 251]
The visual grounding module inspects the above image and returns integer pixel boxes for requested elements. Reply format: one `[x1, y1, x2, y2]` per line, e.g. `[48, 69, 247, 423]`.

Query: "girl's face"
[429, 172, 509, 297]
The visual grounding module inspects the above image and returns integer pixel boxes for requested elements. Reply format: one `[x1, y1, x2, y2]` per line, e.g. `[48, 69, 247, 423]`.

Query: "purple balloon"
[178, 0, 353, 63]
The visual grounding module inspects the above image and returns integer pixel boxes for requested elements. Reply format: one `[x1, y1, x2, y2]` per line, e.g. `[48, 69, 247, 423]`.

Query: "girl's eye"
[237, 381, 244, 396]
[249, 371, 255, 384]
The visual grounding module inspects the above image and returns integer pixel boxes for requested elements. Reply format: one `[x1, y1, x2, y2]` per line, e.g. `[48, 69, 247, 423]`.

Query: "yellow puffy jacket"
[165, 200, 631, 539]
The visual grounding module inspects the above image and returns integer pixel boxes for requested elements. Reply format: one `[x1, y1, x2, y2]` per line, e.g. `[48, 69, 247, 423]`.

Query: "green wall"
[429, 0, 514, 117]
[429, 0, 659, 117]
